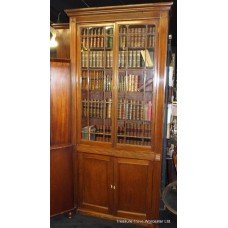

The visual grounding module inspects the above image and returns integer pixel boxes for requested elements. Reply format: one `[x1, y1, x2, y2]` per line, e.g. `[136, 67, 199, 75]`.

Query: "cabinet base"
[50, 208, 77, 218]
[77, 208, 157, 228]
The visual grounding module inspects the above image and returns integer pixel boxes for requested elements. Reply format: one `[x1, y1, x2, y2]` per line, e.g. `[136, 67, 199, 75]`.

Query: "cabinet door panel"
[78, 153, 113, 214]
[50, 146, 74, 216]
[114, 158, 153, 219]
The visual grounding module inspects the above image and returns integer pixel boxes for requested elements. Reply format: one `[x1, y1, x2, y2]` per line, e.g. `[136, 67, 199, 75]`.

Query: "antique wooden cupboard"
[50, 59, 74, 216]
[52, 2, 173, 223]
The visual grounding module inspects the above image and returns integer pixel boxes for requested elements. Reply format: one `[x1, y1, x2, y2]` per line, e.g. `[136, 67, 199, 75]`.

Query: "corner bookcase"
[66, 2, 172, 225]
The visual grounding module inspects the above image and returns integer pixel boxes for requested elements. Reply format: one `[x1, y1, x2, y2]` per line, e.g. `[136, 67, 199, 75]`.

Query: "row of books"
[81, 125, 111, 141]
[119, 50, 140, 68]
[118, 74, 139, 92]
[82, 99, 112, 118]
[117, 123, 151, 137]
[81, 125, 151, 145]
[147, 35, 155, 48]
[81, 71, 112, 91]
[118, 99, 152, 121]
[81, 26, 155, 36]
[95, 124, 111, 133]
[119, 35, 155, 48]
[82, 37, 104, 49]
[81, 51, 113, 68]
[81, 36, 113, 49]
[82, 133, 151, 144]
[117, 137, 151, 145]
[119, 26, 155, 34]
[81, 71, 152, 92]
[148, 26, 156, 34]
[81, 27, 113, 36]
[95, 136, 111, 142]
[119, 50, 153, 68]
[81, 27, 104, 36]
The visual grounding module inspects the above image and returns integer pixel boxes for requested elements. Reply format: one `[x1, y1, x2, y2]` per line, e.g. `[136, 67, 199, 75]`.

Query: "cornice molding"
[65, 2, 173, 17]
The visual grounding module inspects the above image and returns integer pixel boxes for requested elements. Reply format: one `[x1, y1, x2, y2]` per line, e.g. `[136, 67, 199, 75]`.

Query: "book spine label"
[132, 51, 136, 68]
[89, 51, 92, 67]
[136, 51, 141, 68]
[129, 51, 132, 68]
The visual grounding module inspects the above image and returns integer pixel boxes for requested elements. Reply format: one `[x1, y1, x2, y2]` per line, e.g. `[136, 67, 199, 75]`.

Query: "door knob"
[110, 185, 116, 189]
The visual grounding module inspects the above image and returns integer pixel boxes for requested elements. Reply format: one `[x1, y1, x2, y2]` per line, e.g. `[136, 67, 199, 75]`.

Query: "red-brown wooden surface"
[50, 61, 71, 145]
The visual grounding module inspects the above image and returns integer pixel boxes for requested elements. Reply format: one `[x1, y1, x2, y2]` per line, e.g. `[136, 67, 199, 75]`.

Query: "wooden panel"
[74, 11, 160, 23]
[114, 158, 153, 219]
[50, 23, 70, 59]
[78, 153, 113, 214]
[50, 145, 74, 215]
[69, 17, 77, 146]
[151, 160, 162, 220]
[77, 144, 155, 161]
[50, 61, 71, 145]
[153, 11, 169, 156]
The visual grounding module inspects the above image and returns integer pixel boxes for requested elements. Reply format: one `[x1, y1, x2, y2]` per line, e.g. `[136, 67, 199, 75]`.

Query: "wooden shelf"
[50, 58, 70, 63]
[117, 135, 150, 139]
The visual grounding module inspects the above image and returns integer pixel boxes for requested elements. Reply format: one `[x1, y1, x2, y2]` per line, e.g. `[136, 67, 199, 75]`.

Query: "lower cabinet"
[113, 158, 153, 219]
[78, 153, 113, 214]
[50, 146, 74, 216]
[78, 152, 154, 219]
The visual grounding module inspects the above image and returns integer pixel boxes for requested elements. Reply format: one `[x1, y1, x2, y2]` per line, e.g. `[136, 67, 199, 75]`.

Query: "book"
[147, 101, 152, 121]
[82, 125, 96, 140]
[128, 50, 133, 67]
[110, 51, 113, 67]
[132, 51, 137, 68]
[136, 51, 141, 68]
[134, 75, 139, 91]
[140, 50, 153, 67]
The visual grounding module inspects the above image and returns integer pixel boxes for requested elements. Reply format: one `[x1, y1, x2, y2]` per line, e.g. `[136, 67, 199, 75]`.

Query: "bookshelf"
[79, 24, 155, 146]
[66, 2, 172, 225]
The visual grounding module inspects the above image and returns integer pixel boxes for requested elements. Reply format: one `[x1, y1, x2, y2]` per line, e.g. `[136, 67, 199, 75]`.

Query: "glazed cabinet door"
[113, 157, 153, 219]
[116, 22, 158, 148]
[78, 25, 115, 144]
[78, 153, 113, 214]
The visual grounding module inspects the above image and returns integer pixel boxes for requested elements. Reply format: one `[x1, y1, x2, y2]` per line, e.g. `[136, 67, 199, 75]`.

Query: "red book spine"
[147, 101, 152, 121]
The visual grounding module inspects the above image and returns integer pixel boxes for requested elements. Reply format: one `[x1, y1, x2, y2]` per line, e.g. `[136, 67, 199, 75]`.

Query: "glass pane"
[117, 23, 155, 146]
[80, 26, 113, 142]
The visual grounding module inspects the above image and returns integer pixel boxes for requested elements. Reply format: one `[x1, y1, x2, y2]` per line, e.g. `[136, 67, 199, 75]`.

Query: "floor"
[50, 210, 177, 228]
